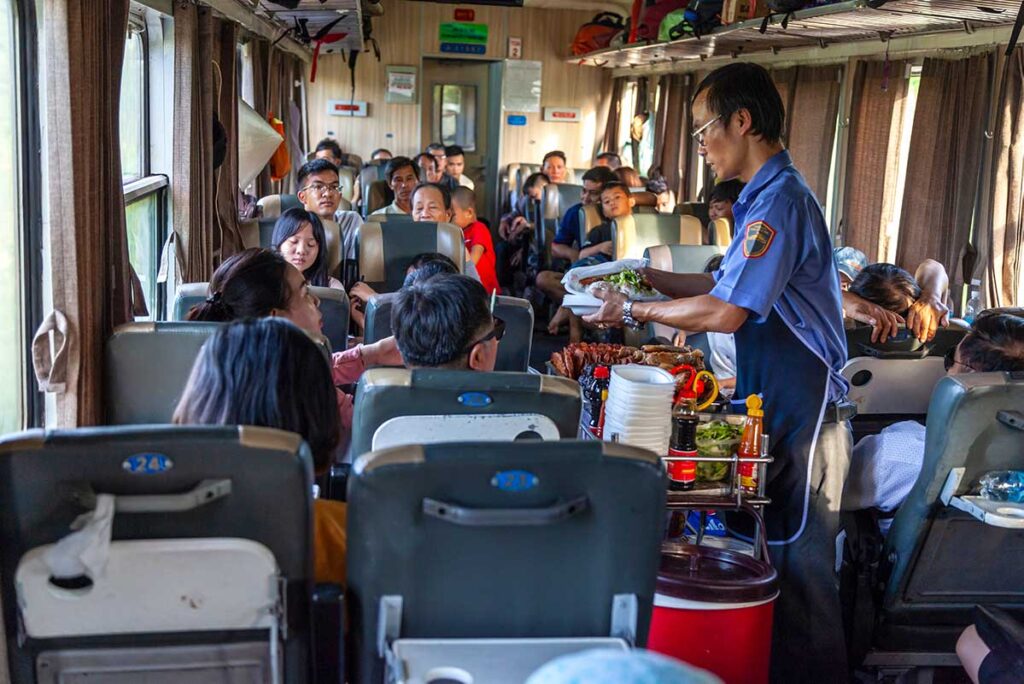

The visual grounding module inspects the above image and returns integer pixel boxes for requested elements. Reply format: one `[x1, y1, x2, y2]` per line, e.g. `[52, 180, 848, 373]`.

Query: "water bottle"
[979, 470, 1024, 503]
[964, 279, 981, 325]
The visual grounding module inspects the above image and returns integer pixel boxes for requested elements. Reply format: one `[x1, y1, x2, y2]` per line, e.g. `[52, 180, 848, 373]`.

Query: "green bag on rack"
[658, 8, 689, 41]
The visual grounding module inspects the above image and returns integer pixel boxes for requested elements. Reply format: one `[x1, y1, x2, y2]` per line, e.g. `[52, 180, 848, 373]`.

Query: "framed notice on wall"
[501, 59, 541, 113]
[385, 65, 417, 105]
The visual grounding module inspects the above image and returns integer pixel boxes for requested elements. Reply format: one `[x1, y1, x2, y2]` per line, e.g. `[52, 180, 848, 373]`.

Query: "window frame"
[11, 0, 43, 429]
[121, 8, 169, 320]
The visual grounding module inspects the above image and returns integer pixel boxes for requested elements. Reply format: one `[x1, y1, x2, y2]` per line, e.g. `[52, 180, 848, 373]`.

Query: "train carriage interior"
[1, 0, 1023, 681]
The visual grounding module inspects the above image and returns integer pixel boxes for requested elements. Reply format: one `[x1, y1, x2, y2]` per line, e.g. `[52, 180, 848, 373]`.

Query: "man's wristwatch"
[622, 300, 644, 330]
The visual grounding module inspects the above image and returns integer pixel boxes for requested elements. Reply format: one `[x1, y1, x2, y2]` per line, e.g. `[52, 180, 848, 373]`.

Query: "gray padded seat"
[171, 282, 350, 354]
[612, 214, 703, 260]
[349, 368, 582, 457]
[362, 294, 534, 372]
[359, 161, 387, 215]
[356, 220, 465, 294]
[104, 322, 220, 424]
[0, 425, 316, 683]
[865, 372, 1024, 659]
[541, 182, 583, 223]
[644, 244, 727, 274]
[337, 165, 358, 203]
[346, 439, 666, 683]
[841, 326, 967, 416]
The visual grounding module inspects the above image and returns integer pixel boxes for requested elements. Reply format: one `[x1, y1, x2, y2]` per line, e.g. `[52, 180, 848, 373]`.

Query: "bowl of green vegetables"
[695, 420, 743, 482]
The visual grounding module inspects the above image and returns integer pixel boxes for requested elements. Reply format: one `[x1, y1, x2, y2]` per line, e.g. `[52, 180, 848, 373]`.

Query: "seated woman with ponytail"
[173, 318, 348, 585]
[187, 248, 403, 441]
[271, 207, 343, 290]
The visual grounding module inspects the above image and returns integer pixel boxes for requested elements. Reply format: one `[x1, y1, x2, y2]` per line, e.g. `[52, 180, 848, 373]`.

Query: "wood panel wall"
[305, 0, 611, 168]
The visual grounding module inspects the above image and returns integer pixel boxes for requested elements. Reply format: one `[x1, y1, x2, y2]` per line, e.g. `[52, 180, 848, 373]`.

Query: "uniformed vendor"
[585, 63, 852, 683]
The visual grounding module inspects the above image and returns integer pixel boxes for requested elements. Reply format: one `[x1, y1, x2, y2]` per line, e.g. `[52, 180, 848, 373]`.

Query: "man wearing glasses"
[391, 273, 503, 372]
[844, 308, 1024, 527]
[296, 159, 363, 269]
[585, 63, 851, 681]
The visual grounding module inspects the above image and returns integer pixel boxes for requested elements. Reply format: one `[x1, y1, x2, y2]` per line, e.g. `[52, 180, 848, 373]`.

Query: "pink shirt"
[331, 345, 368, 435]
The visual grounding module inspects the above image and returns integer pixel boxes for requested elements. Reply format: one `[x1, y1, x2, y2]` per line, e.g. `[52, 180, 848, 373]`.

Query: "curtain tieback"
[32, 310, 72, 394]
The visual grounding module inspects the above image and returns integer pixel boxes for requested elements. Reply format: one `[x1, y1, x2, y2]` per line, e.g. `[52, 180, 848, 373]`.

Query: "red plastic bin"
[647, 540, 778, 684]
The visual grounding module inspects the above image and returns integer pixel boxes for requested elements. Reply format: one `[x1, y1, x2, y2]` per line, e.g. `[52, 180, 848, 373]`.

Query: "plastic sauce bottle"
[588, 365, 610, 437]
[668, 393, 698, 491]
[737, 395, 764, 495]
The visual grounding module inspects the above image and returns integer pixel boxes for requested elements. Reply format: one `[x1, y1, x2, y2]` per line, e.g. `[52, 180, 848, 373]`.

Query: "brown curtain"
[172, 3, 216, 282]
[895, 53, 994, 288]
[40, 0, 132, 426]
[602, 77, 625, 156]
[774, 65, 843, 204]
[841, 60, 909, 262]
[978, 48, 1024, 307]
[652, 73, 694, 202]
[214, 20, 243, 259]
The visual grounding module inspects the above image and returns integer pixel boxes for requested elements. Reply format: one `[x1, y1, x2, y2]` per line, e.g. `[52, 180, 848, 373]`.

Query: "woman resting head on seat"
[410, 182, 453, 223]
[271, 207, 342, 290]
[172, 318, 349, 586]
[843, 260, 951, 344]
[187, 248, 403, 436]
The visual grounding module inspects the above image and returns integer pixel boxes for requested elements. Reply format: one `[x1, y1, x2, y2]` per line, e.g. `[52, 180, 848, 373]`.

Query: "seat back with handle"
[356, 221, 465, 294]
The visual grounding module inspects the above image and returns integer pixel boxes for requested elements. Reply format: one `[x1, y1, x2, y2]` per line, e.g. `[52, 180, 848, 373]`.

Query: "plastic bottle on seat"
[979, 470, 1024, 504]
[964, 279, 982, 325]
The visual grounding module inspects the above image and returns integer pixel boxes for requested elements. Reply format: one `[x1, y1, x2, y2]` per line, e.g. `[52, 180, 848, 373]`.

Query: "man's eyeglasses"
[465, 316, 505, 352]
[691, 115, 723, 146]
[944, 344, 983, 373]
[302, 182, 342, 195]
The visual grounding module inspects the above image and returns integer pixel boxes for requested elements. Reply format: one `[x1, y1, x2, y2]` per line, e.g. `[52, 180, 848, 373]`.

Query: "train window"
[433, 84, 477, 151]
[879, 64, 922, 263]
[0, 0, 24, 432]
[120, 11, 168, 319]
[120, 22, 146, 182]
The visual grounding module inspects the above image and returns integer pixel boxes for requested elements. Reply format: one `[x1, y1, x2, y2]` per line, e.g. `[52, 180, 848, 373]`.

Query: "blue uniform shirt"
[711, 150, 849, 402]
[552, 202, 583, 246]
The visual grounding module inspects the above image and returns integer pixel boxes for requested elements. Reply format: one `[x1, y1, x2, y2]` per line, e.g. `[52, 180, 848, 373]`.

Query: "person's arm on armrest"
[551, 242, 580, 262]
[578, 241, 612, 260]
[907, 258, 951, 342]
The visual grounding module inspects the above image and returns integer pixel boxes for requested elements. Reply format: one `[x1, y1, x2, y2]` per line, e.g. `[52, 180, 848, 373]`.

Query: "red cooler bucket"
[647, 539, 778, 684]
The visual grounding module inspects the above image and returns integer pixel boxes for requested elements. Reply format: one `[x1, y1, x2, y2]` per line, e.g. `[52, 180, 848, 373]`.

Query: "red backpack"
[634, 0, 690, 42]
[571, 12, 626, 55]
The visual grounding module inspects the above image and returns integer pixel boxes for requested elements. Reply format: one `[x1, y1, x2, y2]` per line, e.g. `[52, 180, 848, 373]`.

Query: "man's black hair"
[297, 158, 340, 187]
[371, 148, 392, 159]
[849, 263, 922, 315]
[425, 142, 446, 155]
[412, 182, 451, 210]
[451, 186, 476, 208]
[693, 63, 785, 145]
[444, 144, 465, 158]
[596, 152, 621, 164]
[959, 308, 1024, 373]
[543, 150, 567, 165]
[582, 166, 619, 185]
[523, 172, 550, 190]
[414, 152, 439, 170]
[391, 274, 492, 368]
[384, 156, 418, 184]
[709, 179, 745, 205]
[314, 138, 342, 160]
[403, 253, 459, 288]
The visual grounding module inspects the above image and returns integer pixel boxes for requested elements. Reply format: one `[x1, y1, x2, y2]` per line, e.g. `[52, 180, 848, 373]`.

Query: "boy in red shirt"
[452, 187, 499, 294]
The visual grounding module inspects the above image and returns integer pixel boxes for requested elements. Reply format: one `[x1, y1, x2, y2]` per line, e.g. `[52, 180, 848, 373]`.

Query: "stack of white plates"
[602, 364, 675, 454]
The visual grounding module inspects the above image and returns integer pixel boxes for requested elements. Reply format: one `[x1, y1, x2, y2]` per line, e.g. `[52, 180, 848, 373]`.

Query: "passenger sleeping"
[843, 308, 1024, 524]
[271, 207, 344, 290]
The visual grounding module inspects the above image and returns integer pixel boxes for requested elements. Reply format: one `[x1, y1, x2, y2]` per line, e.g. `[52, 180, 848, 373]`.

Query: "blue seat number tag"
[491, 470, 539, 492]
[458, 392, 493, 408]
[122, 453, 173, 475]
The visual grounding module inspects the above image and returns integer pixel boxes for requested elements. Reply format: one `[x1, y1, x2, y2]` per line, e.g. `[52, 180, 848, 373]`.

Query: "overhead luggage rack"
[568, 0, 1020, 68]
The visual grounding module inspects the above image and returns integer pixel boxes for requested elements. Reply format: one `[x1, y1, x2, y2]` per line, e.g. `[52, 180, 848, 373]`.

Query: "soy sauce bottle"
[668, 393, 698, 491]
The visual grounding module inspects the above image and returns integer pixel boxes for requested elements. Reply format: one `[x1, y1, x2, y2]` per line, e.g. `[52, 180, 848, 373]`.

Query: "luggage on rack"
[571, 12, 626, 55]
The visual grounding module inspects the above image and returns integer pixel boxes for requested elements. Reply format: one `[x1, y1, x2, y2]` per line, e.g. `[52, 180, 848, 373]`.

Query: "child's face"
[451, 201, 475, 229]
[708, 199, 734, 222]
[600, 188, 634, 220]
[526, 180, 548, 201]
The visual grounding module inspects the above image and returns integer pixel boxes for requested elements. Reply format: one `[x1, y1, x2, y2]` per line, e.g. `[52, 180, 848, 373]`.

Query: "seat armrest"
[312, 583, 346, 684]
